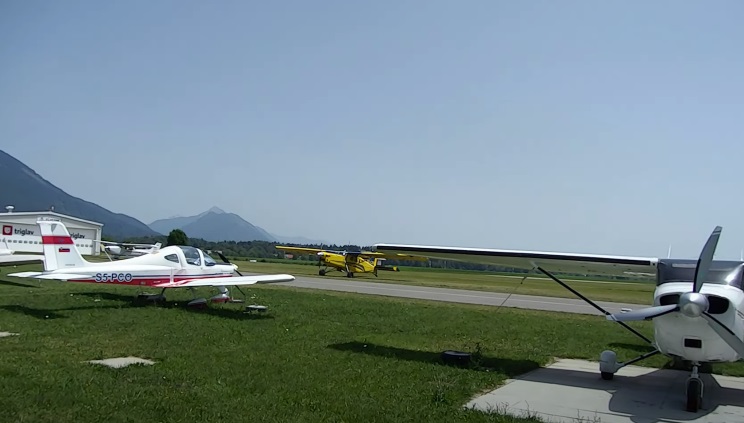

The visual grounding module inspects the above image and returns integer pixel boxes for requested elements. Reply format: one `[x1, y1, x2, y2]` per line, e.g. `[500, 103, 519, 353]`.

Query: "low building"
[0, 205, 103, 255]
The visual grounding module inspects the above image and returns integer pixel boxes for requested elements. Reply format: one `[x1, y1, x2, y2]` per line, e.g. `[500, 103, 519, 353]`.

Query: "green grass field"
[2, 273, 743, 423]
[227, 259, 656, 304]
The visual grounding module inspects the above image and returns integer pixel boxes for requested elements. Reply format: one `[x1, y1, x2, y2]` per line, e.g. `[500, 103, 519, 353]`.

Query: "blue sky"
[2, 1, 743, 258]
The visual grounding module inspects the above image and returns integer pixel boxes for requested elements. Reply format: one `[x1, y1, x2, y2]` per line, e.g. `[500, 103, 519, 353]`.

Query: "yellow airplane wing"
[356, 251, 429, 261]
[275, 246, 327, 255]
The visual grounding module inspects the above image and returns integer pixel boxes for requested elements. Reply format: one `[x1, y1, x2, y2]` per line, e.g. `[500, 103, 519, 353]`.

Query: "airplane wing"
[355, 251, 429, 261]
[98, 240, 159, 247]
[275, 246, 326, 254]
[153, 274, 295, 288]
[373, 244, 659, 277]
[7, 272, 296, 284]
[8, 271, 92, 280]
[0, 254, 44, 266]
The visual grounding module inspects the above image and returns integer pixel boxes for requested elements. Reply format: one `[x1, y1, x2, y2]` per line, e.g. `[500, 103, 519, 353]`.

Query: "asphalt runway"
[274, 276, 649, 316]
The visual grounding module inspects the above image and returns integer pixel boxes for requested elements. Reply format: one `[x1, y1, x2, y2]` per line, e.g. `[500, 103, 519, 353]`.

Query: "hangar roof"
[0, 211, 103, 229]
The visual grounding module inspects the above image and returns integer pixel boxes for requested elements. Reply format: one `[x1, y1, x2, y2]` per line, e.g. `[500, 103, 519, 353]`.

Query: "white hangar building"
[0, 206, 103, 256]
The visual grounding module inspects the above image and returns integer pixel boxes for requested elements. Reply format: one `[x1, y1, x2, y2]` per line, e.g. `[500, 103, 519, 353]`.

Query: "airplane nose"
[679, 292, 709, 318]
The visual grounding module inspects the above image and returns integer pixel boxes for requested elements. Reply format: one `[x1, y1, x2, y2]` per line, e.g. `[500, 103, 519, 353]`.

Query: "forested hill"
[123, 233, 478, 269]
[120, 233, 647, 279]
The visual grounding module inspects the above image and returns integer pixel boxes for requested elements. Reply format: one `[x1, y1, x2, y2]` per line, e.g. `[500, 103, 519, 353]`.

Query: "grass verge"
[2, 275, 743, 422]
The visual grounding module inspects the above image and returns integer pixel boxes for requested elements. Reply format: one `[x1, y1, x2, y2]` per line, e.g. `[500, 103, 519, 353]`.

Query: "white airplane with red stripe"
[8, 218, 295, 307]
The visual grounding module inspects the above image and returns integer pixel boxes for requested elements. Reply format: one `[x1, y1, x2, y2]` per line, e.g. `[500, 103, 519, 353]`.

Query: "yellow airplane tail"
[373, 258, 400, 273]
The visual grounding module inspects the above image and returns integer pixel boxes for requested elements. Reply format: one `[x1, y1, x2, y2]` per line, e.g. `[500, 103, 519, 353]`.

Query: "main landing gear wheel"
[319, 269, 326, 276]
[599, 350, 619, 381]
[137, 288, 167, 305]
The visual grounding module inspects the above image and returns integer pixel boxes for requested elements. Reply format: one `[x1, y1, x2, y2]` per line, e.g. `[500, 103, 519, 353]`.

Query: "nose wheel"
[686, 364, 703, 412]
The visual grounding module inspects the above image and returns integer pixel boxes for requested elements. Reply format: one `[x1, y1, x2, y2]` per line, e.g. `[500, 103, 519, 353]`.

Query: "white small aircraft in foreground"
[375, 226, 744, 413]
[8, 218, 295, 308]
[0, 240, 44, 267]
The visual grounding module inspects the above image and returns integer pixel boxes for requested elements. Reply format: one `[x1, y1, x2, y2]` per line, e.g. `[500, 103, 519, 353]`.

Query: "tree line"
[115, 229, 648, 280]
[117, 229, 508, 271]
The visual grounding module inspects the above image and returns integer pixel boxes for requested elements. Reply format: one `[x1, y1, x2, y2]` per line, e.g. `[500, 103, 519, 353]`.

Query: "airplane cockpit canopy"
[179, 246, 202, 266]
[177, 246, 218, 266]
[203, 251, 217, 266]
[657, 259, 744, 290]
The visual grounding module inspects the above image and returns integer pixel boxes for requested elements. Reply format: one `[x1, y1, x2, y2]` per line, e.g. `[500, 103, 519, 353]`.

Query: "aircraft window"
[657, 260, 744, 290]
[165, 254, 179, 263]
[178, 246, 201, 266]
[202, 251, 217, 266]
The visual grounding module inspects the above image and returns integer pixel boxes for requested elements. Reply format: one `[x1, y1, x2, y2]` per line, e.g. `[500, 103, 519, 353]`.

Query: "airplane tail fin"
[37, 218, 90, 271]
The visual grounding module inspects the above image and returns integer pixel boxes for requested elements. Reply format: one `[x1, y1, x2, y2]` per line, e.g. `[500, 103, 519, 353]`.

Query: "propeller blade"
[216, 251, 230, 264]
[702, 312, 744, 357]
[606, 304, 679, 322]
[693, 226, 723, 293]
[216, 251, 243, 276]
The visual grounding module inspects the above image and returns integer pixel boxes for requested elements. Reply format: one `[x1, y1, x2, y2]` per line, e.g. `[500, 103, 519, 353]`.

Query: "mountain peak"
[148, 207, 327, 244]
[149, 208, 275, 242]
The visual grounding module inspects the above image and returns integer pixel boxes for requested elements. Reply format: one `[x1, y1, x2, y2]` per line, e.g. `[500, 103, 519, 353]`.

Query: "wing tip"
[7, 271, 42, 278]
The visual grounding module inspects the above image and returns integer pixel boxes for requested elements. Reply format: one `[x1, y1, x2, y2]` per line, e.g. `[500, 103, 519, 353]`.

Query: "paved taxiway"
[274, 276, 648, 315]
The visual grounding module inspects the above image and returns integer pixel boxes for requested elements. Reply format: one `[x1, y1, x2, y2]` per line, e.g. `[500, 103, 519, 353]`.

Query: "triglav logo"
[1, 225, 10, 236]
[13, 228, 34, 236]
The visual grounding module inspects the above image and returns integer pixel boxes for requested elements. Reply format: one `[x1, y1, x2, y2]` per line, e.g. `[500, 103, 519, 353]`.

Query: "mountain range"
[0, 150, 159, 239]
[148, 207, 324, 244]
[0, 149, 322, 243]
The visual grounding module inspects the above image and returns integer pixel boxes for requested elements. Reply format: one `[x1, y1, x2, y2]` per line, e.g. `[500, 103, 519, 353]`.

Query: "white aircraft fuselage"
[46, 244, 237, 287]
[649, 259, 744, 364]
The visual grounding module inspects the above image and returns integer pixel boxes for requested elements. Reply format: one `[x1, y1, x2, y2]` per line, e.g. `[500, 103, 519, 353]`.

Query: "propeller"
[606, 226, 744, 357]
[216, 251, 243, 276]
[608, 303, 679, 321]
[214, 251, 249, 303]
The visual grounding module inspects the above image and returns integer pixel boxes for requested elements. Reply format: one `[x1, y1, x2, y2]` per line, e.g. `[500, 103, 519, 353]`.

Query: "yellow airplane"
[275, 246, 427, 278]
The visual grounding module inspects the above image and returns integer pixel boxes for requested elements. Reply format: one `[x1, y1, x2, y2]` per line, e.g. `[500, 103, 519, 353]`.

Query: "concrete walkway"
[465, 359, 744, 423]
